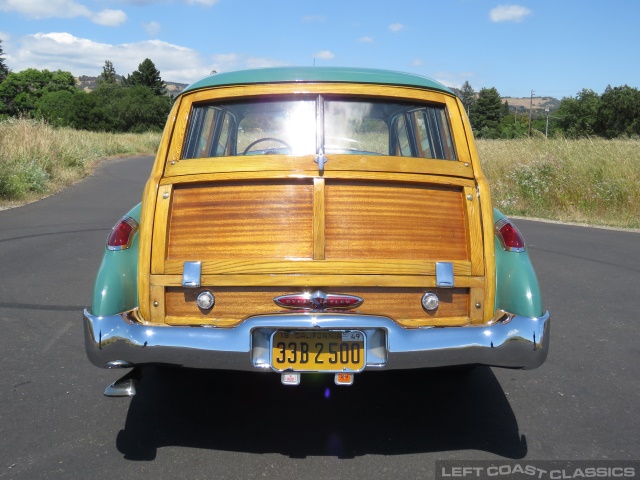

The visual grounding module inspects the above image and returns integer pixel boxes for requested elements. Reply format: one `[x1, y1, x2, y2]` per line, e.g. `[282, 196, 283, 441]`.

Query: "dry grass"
[478, 137, 640, 228]
[0, 117, 160, 204]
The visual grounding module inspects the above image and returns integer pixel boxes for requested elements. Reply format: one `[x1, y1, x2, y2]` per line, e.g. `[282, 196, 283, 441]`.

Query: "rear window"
[182, 96, 457, 160]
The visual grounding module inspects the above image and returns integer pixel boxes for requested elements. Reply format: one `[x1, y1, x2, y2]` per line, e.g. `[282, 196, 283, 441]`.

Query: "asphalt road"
[0, 156, 638, 479]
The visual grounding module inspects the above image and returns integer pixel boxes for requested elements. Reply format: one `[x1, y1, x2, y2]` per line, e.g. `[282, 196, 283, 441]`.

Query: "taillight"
[494, 218, 526, 252]
[106, 216, 139, 251]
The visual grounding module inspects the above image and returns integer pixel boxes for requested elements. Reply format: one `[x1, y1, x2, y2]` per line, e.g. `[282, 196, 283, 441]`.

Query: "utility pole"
[545, 108, 550, 138]
[528, 89, 534, 137]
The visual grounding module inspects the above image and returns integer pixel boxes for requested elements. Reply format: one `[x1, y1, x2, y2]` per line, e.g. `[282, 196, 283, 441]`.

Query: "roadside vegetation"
[0, 117, 160, 204]
[478, 137, 640, 229]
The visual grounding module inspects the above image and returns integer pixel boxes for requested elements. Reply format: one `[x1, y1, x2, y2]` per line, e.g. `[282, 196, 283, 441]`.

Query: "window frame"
[181, 94, 457, 161]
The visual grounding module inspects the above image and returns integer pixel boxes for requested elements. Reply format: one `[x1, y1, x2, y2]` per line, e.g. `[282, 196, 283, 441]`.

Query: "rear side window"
[182, 106, 237, 159]
[391, 107, 457, 160]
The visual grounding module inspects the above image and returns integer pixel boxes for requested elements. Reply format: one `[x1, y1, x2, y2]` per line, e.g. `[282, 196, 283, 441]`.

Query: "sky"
[0, 0, 638, 98]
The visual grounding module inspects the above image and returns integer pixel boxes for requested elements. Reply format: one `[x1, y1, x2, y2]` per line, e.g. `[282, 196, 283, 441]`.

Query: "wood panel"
[149, 285, 165, 323]
[160, 170, 476, 189]
[137, 99, 183, 321]
[313, 178, 325, 260]
[188, 83, 451, 109]
[163, 259, 472, 276]
[164, 154, 474, 179]
[167, 180, 314, 260]
[341, 287, 469, 326]
[151, 274, 486, 288]
[150, 184, 172, 275]
[463, 185, 485, 276]
[164, 286, 469, 327]
[325, 180, 467, 261]
[469, 287, 485, 324]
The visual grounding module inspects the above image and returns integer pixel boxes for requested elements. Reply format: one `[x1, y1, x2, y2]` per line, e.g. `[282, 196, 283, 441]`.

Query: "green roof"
[181, 67, 453, 95]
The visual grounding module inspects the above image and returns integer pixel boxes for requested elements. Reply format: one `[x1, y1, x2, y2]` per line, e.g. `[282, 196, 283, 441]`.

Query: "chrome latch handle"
[314, 148, 327, 175]
[435, 261, 454, 288]
[182, 261, 202, 288]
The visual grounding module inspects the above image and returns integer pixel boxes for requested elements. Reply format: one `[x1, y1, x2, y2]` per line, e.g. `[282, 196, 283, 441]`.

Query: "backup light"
[495, 218, 526, 252]
[196, 291, 215, 310]
[421, 292, 439, 311]
[106, 216, 139, 250]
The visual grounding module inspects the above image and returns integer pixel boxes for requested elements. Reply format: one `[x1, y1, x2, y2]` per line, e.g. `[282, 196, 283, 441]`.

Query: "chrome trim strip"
[84, 309, 550, 372]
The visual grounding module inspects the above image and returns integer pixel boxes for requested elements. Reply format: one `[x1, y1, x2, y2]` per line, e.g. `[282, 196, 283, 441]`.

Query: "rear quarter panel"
[91, 203, 141, 317]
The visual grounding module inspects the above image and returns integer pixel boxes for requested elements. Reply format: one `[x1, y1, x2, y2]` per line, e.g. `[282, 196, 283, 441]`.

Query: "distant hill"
[503, 96, 561, 112]
[75, 75, 188, 96]
[447, 87, 561, 112]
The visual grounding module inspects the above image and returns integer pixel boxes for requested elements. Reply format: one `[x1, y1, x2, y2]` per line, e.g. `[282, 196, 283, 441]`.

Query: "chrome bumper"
[84, 309, 550, 371]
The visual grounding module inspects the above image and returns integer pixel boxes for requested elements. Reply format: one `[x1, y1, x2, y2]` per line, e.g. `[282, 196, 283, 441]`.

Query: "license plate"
[270, 330, 365, 373]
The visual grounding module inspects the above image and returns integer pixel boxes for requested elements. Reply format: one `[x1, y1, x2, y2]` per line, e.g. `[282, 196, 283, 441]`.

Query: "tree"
[0, 68, 76, 116]
[556, 89, 600, 137]
[36, 90, 75, 126]
[458, 81, 476, 117]
[98, 60, 118, 85]
[470, 87, 504, 138]
[596, 85, 640, 138]
[0, 39, 9, 82]
[499, 108, 528, 139]
[123, 58, 166, 95]
[68, 84, 171, 132]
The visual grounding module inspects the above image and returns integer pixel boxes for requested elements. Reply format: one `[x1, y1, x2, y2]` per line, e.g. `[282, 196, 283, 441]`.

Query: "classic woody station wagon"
[83, 67, 550, 395]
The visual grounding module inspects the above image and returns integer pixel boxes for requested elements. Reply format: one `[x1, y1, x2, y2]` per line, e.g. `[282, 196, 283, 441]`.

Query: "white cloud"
[210, 53, 288, 74]
[314, 50, 334, 60]
[357, 36, 374, 43]
[185, 0, 219, 5]
[490, 4, 531, 23]
[0, 0, 89, 19]
[432, 71, 477, 90]
[0, 0, 126, 25]
[212, 53, 241, 65]
[9, 32, 214, 83]
[388, 23, 405, 32]
[121, 0, 218, 4]
[7, 31, 290, 83]
[91, 9, 127, 26]
[412, 59, 424, 66]
[142, 21, 161, 37]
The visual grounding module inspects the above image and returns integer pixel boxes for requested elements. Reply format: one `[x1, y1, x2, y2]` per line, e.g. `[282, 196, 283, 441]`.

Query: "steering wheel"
[242, 137, 292, 155]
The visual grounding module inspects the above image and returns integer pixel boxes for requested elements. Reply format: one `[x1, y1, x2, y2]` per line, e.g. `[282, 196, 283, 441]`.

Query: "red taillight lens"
[495, 218, 526, 252]
[107, 216, 139, 250]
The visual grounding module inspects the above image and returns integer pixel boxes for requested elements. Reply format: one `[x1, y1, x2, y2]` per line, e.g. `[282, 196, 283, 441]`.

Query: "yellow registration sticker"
[271, 330, 365, 373]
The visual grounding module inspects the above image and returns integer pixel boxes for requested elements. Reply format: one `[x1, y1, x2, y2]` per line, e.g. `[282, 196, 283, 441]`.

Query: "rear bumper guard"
[84, 309, 550, 371]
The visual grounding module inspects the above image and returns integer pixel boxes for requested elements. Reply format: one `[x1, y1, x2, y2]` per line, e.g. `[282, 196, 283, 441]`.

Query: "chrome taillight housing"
[106, 216, 139, 251]
[494, 217, 526, 252]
